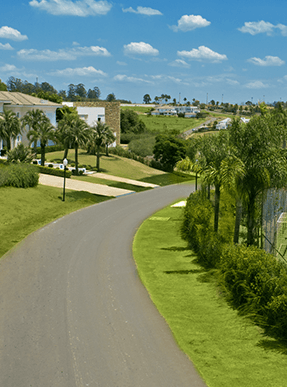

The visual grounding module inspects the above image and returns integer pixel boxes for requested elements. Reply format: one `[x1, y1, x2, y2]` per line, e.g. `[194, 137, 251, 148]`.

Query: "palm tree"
[88, 122, 110, 171]
[103, 125, 115, 156]
[27, 119, 55, 166]
[21, 109, 49, 156]
[67, 116, 90, 175]
[56, 110, 78, 159]
[0, 110, 21, 151]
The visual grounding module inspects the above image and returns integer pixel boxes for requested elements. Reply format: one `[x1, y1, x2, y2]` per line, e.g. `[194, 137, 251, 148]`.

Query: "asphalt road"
[0, 183, 207, 387]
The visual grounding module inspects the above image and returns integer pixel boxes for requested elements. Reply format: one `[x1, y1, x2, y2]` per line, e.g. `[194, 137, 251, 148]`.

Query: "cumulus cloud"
[122, 6, 162, 16]
[114, 74, 152, 83]
[0, 64, 18, 72]
[168, 59, 190, 68]
[239, 20, 287, 36]
[49, 66, 107, 76]
[171, 15, 210, 32]
[0, 43, 14, 50]
[17, 45, 111, 61]
[29, 0, 112, 16]
[123, 42, 159, 56]
[0, 26, 28, 41]
[178, 46, 227, 62]
[245, 80, 268, 89]
[248, 55, 285, 66]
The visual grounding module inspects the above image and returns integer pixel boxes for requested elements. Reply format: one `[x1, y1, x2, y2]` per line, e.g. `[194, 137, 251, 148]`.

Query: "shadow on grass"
[161, 246, 190, 251]
[257, 338, 287, 355]
[57, 190, 112, 203]
[164, 269, 205, 275]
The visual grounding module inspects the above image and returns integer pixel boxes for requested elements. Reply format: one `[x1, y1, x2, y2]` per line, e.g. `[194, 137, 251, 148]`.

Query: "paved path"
[90, 172, 159, 188]
[39, 173, 135, 197]
[0, 184, 207, 387]
[182, 117, 218, 138]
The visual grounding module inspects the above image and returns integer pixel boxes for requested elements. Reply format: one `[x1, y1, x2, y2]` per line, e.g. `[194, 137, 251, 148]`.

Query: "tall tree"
[56, 108, 78, 159]
[106, 93, 116, 102]
[153, 134, 187, 172]
[143, 94, 151, 104]
[0, 110, 21, 151]
[21, 109, 49, 156]
[27, 118, 55, 166]
[88, 122, 109, 170]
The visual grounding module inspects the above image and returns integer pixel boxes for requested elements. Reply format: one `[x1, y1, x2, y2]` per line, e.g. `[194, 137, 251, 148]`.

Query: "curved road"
[0, 183, 207, 387]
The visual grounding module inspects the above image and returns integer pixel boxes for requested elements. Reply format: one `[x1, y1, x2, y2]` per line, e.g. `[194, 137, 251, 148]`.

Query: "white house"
[62, 102, 105, 126]
[151, 105, 200, 117]
[0, 91, 62, 151]
[216, 118, 232, 130]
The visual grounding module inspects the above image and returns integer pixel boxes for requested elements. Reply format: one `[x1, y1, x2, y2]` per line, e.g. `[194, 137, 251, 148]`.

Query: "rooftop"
[0, 91, 62, 107]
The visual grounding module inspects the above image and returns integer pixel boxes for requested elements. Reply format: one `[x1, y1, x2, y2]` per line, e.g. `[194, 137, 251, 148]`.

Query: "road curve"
[0, 183, 207, 387]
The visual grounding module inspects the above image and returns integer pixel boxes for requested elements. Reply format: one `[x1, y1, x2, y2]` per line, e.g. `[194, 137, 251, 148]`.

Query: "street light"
[62, 158, 68, 202]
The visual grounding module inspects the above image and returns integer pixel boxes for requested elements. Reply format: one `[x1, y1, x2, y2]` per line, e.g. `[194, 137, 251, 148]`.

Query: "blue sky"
[1, 0, 287, 104]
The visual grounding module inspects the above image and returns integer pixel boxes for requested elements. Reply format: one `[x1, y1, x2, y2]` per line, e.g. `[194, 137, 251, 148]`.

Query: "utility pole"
[179, 92, 181, 104]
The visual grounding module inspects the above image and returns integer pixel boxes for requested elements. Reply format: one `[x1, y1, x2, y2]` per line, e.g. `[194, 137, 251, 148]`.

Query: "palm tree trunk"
[105, 143, 109, 157]
[40, 143, 45, 166]
[97, 145, 100, 171]
[75, 143, 78, 175]
[233, 198, 242, 244]
[63, 147, 69, 159]
[214, 184, 221, 233]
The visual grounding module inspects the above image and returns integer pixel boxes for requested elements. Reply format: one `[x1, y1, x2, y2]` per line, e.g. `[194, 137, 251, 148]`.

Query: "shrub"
[37, 165, 72, 178]
[0, 164, 39, 188]
[7, 144, 33, 164]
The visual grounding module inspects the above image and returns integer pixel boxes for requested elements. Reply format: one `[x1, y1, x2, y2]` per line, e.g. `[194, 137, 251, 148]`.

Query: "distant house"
[0, 91, 61, 151]
[216, 118, 232, 130]
[63, 101, 120, 146]
[151, 105, 200, 117]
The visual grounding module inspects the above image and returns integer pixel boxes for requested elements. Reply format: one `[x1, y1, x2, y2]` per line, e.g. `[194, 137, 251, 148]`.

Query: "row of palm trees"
[0, 108, 115, 172]
[177, 106, 287, 247]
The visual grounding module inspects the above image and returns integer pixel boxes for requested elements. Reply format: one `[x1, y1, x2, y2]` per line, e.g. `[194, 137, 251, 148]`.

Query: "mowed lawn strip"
[133, 204, 287, 387]
[0, 185, 111, 260]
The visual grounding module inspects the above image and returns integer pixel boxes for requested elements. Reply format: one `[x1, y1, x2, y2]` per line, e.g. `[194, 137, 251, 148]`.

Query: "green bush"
[128, 134, 155, 157]
[37, 165, 72, 178]
[0, 164, 39, 188]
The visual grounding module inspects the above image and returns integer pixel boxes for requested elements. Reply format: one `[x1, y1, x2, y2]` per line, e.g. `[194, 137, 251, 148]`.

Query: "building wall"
[74, 101, 121, 145]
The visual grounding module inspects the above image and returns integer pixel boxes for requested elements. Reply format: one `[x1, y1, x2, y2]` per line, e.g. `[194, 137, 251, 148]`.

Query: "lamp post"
[62, 158, 68, 202]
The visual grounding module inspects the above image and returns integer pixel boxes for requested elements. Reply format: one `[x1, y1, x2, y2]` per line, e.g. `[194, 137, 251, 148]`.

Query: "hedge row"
[182, 189, 287, 340]
[37, 165, 72, 178]
[0, 164, 39, 188]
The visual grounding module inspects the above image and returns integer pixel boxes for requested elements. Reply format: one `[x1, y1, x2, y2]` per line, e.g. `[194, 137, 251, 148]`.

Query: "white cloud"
[124, 42, 159, 56]
[0, 64, 18, 72]
[0, 26, 28, 41]
[29, 0, 112, 16]
[49, 66, 107, 76]
[248, 55, 285, 66]
[17, 45, 111, 61]
[238, 20, 287, 36]
[171, 15, 210, 32]
[226, 79, 240, 86]
[0, 43, 14, 50]
[122, 6, 162, 16]
[114, 74, 152, 83]
[168, 59, 190, 68]
[178, 46, 227, 62]
[116, 61, 127, 66]
[245, 80, 268, 89]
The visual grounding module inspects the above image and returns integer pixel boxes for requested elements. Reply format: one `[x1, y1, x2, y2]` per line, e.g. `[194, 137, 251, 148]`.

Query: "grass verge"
[133, 203, 287, 387]
[0, 185, 111, 260]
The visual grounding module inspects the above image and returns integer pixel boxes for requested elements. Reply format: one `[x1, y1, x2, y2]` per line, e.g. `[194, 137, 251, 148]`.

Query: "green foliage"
[120, 109, 146, 143]
[7, 143, 33, 164]
[128, 134, 155, 157]
[0, 164, 39, 188]
[37, 165, 72, 178]
[219, 244, 287, 339]
[153, 134, 187, 172]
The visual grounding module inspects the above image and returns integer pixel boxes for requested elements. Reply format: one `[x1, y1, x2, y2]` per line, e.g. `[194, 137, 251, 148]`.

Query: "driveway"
[0, 183, 207, 387]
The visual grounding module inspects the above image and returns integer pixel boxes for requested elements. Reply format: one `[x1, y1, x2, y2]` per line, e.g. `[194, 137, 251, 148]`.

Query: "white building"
[0, 91, 62, 151]
[151, 105, 200, 117]
[62, 102, 105, 126]
[216, 118, 232, 130]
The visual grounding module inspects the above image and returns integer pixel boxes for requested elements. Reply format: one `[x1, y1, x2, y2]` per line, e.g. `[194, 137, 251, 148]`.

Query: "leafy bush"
[128, 134, 155, 157]
[37, 165, 72, 178]
[0, 164, 39, 188]
[7, 144, 33, 164]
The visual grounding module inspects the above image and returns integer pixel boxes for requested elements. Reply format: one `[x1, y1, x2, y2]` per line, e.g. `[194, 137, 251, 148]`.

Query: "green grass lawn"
[44, 149, 195, 186]
[140, 114, 208, 134]
[0, 185, 111, 260]
[133, 203, 287, 387]
[71, 175, 149, 192]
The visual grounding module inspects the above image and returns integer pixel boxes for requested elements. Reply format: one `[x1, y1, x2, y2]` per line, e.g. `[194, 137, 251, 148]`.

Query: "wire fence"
[262, 188, 287, 261]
